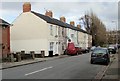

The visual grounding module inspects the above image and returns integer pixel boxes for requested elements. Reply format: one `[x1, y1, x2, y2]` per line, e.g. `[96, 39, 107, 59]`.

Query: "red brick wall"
[0, 27, 2, 59]
[2, 26, 10, 58]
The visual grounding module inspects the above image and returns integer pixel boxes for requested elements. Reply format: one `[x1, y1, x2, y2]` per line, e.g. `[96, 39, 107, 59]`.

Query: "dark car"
[90, 46, 96, 51]
[108, 45, 116, 54]
[90, 47, 110, 65]
[118, 44, 120, 49]
[65, 42, 77, 55]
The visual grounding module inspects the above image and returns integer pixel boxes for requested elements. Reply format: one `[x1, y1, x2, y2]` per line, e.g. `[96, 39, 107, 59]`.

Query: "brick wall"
[2, 26, 10, 58]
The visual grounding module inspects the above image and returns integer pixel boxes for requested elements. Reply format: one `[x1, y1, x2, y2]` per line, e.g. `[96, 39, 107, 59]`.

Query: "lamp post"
[112, 20, 118, 45]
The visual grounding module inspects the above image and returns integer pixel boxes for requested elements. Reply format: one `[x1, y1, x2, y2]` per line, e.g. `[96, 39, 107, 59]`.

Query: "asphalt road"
[2, 53, 105, 79]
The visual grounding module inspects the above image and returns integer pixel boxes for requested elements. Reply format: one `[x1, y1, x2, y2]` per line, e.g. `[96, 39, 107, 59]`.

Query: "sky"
[0, 0, 119, 31]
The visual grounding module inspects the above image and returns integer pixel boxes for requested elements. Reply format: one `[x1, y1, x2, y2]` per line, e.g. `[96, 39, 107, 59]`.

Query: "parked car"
[108, 45, 117, 54]
[64, 42, 77, 55]
[90, 47, 110, 65]
[75, 47, 82, 54]
[90, 46, 96, 51]
[118, 44, 120, 49]
[81, 48, 89, 53]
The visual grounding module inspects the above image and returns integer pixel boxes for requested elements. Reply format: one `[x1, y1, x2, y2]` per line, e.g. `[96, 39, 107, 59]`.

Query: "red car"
[75, 47, 82, 54]
[65, 42, 77, 55]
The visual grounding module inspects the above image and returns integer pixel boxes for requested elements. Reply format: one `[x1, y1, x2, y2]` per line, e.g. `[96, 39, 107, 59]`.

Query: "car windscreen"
[93, 49, 106, 54]
[108, 46, 115, 49]
[91, 47, 96, 50]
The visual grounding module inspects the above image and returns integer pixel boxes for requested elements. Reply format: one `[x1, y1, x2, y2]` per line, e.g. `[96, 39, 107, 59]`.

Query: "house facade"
[11, 3, 67, 56]
[0, 19, 10, 59]
[88, 34, 92, 48]
[10, 2, 92, 56]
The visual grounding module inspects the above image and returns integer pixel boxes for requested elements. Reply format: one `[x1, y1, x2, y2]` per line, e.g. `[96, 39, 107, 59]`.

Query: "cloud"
[0, 0, 119, 2]
[1, 2, 23, 10]
[0, 1, 118, 30]
[118, 2, 120, 30]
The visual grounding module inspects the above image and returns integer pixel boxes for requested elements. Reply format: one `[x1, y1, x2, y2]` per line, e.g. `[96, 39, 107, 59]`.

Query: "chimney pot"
[45, 10, 53, 17]
[70, 21, 75, 26]
[60, 16, 66, 22]
[77, 24, 81, 29]
[23, 2, 31, 12]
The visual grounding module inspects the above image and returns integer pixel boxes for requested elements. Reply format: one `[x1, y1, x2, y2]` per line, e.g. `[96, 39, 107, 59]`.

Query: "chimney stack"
[77, 24, 81, 29]
[60, 16, 66, 22]
[23, 2, 31, 12]
[45, 10, 53, 17]
[70, 21, 75, 26]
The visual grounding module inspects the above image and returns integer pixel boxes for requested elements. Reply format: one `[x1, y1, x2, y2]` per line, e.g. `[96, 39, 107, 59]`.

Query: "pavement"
[0, 54, 69, 70]
[101, 54, 119, 80]
[101, 49, 120, 80]
[93, 53, 119, 81]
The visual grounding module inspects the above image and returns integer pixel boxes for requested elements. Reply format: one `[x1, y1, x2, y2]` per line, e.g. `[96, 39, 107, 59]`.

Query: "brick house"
[0, 18, 10, 59]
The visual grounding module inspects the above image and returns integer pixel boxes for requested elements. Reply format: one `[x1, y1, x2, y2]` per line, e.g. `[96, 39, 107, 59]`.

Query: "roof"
[31, 11, 90, 34]
[0, 18, 10, 26]
[31, 11, 67, 28]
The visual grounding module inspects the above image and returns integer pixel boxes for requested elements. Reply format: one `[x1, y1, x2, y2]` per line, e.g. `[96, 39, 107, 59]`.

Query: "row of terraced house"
[0, 2, 92, 58]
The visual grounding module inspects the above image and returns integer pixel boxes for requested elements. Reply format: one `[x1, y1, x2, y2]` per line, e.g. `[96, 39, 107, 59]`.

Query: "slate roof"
[31, 11, 89, 34]
[0, 18, 10, 26]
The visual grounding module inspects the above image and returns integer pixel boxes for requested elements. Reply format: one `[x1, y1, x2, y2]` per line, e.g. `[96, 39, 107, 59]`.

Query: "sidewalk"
[101, 53, 119, 80]
[0, 55, 68, 70]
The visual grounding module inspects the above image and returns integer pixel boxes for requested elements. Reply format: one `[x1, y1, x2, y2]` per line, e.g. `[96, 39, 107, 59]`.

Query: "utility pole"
[112, 20, 118, 45]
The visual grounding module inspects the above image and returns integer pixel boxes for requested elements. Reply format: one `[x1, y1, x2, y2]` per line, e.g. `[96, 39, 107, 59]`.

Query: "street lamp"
[112, 20, 118, 45]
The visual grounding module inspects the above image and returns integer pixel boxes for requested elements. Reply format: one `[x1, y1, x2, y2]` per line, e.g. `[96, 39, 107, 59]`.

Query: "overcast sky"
[0, 0, 119, 31]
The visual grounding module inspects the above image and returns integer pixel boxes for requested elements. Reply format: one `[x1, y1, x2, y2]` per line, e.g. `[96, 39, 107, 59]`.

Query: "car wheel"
[105, 60, 109, 65]
[90, 59, 94, 64]
[76, 52, 79, 55]
[64, 50, 67, 55]
[105, 62, 108, 65]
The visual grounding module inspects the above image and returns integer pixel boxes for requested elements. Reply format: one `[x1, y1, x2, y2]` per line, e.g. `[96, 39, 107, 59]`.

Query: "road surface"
[2, 53, 105, 79]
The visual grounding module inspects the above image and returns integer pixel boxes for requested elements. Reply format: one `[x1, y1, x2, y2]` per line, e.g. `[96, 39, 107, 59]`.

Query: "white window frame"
[58, 26, 60, 37]
[50, 42, 54, 51]
[50, 25, 53, 36]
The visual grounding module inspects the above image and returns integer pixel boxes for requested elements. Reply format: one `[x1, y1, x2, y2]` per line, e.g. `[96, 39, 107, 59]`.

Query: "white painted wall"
[78, 31, 84, 48]
[59, 27, 66, 54]
[10, 12, 49, 56]
[66, 28, 71, 45]
[66, 28, 74, 43]
[47, 24, 59, 55]
[88, 34, 92, 47]
[74, 31, 78, 47]
[11, 39, 49, 55]
[85, 33, 88, 49]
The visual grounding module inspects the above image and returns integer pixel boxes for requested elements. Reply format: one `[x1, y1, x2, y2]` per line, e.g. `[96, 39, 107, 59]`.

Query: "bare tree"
[79, 11, 107, 46]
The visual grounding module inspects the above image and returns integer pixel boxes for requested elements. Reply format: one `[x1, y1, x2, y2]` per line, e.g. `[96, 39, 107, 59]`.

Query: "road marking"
[25, 66, 53, 76]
